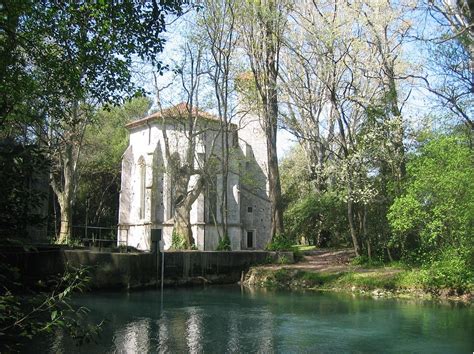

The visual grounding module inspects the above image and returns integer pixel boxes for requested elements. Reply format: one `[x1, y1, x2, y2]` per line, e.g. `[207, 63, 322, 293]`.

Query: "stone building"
[117, 103, 271, 251]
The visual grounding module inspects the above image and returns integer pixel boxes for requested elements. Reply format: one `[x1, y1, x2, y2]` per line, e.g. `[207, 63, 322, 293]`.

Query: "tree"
[240, 0, 288, 238]
[0, 1, 182, 243]
[199, 0, 240, 243]
[428, 0, 473, 86]
[415, 0, 473, 130]
[388, 131, 474, 290]
[73, 97, 152, 231]
[153, 39, 221, 248]
[388, 132, 473, 256]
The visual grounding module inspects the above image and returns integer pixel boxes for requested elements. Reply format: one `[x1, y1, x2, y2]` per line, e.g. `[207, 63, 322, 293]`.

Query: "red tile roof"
[125, 102, 221, 129]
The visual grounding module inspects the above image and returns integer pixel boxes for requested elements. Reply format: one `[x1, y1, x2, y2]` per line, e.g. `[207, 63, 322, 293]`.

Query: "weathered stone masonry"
[118, 104, 272, 251]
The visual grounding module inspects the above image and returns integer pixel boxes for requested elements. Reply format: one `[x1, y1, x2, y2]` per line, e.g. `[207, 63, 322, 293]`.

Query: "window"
[232, 130, 239, 148]
[207, 177, 218, 223]
[247, 206, 253, 213]
[138, 157, 146, 219]
[247, 230, 255, 249]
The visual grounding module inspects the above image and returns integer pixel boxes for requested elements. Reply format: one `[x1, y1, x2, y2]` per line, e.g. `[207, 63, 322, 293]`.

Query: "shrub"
[170, 231, 186, 250]
[216, 234, 231, 251]
[388, 133, 473, 262]
[277, 255, 291, 265]
[266, 233, 293, 251]
[417, 248, 474, 293]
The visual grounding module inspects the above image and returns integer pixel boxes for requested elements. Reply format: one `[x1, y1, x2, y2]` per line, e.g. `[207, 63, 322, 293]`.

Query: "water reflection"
[156, 314, 169, 352]
[33, 286, 473, 354]
[185, 307, 203, 353]
[113, 318, 151, 353]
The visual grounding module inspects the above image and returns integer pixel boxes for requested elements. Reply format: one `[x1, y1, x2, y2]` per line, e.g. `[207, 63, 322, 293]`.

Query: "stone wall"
[2, 247, 293, 290]
[162, 251, 292, 285]
[119, 108, 272, 252]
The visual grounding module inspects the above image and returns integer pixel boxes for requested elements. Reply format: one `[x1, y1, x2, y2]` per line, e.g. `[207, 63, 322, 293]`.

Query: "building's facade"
[117, 103, 271, 251]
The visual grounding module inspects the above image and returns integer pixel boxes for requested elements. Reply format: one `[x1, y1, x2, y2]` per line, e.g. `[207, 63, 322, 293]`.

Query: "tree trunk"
[54, 143, 75, 244]
[267, 117, 284, 237]
[57, 194, 71, 244]
[245, 0, 285, 239]
[221, 125, 229, 238]
[386, 247, 394, 263]
[387, 77, 406, 195]
[266, 69, 284, 237]
[172, 175, 205, 249]
[174, 203, 193, 248]
[363, 205, 369, 261]
[366, 240, 372, 261]
[347, 182, 360, 257]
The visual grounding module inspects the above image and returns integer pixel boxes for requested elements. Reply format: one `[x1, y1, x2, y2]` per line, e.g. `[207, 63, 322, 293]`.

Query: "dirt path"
[265, 249, 401, 275]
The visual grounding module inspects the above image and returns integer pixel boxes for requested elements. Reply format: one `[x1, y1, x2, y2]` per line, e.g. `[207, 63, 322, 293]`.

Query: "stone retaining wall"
[2, 247, 293, 290]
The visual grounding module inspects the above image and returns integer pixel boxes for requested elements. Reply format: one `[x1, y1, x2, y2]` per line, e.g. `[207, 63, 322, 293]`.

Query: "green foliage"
[171, 230, 187, 250]
[266, 233, 293, 251]
[351, 256, 385, 268]
[1, 1, 182, 123]
[234, 72, 261, 110]
[279, 145, 312, 209]
[0, 262, 102, 351]
[388, 133, 473, 259]
[284, 193, 346, 247]
[0, 142, 48, 238]
[277, 254, 291, 265]
[216, 234, 231, 251]
[416, 248, 473, 294]
[1, 0, 182, 241]
[73, 97, 152, 228]
[388, 132, 473, 291]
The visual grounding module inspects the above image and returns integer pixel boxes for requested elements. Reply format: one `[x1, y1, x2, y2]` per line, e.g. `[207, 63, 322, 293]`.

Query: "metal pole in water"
[160, 240, 164, 310]
[161, 249, 164, 292]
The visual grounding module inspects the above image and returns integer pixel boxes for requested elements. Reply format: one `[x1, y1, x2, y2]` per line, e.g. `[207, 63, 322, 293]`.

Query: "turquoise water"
[31, 286, 473, 353]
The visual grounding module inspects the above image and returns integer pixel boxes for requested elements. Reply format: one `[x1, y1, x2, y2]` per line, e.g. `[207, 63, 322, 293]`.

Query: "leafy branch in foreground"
[0, 263, 103, 351]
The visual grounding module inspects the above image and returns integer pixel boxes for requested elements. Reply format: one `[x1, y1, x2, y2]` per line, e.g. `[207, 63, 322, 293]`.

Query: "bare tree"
[417, 0, 474, 130]
[200, 0, 240, 242]
[153, 41, 223, 249]
[279, 0, 413, 256]
[240, 0, 288, 238]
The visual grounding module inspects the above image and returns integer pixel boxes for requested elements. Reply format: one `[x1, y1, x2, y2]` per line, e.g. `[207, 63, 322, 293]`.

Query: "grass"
[291, 245, 317, 252]
[251, 267, 425, 293]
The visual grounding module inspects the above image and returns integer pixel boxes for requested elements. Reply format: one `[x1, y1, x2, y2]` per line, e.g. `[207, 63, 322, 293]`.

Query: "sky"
[131, 4, 465, 161]
[133, 13, 297, 159]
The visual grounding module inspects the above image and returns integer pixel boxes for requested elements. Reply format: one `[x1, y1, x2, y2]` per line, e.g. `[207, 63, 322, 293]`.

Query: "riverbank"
[242, 249, 473, 303]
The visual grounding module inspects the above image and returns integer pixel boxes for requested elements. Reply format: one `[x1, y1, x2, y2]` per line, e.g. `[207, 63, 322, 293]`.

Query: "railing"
[72, 225, 117, 251]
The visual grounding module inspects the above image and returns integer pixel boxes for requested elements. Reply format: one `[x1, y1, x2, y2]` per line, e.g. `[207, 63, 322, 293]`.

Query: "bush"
[170, 231, 186, 250]
[351, 255, 385, 268]
[266, 233, 293, 251]
[216, 234, 231, 251]
[387, 132, 474, 293]
[0, 263, 102, 351]
[388, 133, 473, 261]
[417, 248, 474, 293]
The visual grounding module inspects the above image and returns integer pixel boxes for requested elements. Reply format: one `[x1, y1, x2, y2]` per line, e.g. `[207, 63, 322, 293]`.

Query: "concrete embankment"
[1, 246, 293, 290]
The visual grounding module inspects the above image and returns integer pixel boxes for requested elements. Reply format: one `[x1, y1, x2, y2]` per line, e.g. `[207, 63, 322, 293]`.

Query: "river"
[29, 286, 473, 353]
